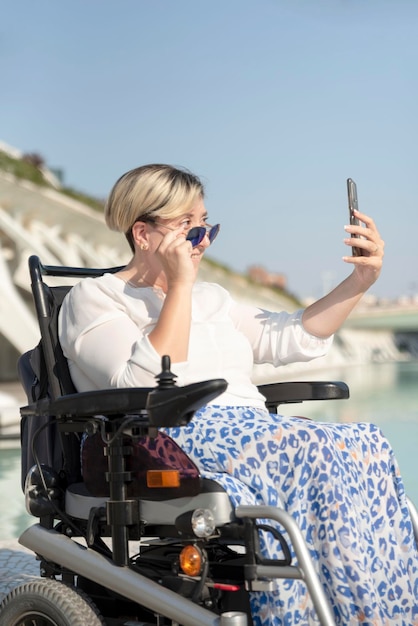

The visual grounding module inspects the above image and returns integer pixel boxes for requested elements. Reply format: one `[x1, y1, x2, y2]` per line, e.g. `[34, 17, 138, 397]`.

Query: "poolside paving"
[0, 538, 40, 601]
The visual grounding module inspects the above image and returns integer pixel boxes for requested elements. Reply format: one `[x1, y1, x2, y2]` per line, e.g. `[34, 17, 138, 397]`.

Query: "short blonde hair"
[104, 164, 205, 250]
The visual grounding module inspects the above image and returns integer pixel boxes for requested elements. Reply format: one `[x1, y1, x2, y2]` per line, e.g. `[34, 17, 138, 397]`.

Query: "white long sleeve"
[59, 274, 333, 408]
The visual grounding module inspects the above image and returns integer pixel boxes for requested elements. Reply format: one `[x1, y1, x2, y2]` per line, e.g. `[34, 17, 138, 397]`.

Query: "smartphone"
[346, 178, 364, 256]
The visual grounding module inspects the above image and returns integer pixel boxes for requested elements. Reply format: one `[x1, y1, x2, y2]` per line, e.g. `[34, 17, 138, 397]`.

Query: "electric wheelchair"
[1, 253, 390, 626]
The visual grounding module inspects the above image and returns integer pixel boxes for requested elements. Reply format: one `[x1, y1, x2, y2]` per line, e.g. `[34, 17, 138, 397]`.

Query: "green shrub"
[0, 151, 47, 186]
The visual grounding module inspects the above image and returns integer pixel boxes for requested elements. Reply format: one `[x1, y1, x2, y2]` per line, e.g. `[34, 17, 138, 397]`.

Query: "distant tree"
[22, 152, 45, 169]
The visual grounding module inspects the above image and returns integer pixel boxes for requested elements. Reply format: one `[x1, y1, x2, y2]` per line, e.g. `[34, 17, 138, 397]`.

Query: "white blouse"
[58, 274, 333, 408]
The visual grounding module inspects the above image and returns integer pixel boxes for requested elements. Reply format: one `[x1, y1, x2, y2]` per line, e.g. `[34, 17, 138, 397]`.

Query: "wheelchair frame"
[2, 253, 381, 626]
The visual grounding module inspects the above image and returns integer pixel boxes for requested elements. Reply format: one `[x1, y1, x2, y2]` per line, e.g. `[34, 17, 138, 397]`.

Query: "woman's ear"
[131, 221, 149, 251]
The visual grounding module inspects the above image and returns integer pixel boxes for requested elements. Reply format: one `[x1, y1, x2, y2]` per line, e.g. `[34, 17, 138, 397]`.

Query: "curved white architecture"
[0, 172, 130, 363]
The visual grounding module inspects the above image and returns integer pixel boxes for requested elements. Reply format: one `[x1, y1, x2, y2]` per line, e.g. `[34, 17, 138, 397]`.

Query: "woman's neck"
[117, 262, 168, 293]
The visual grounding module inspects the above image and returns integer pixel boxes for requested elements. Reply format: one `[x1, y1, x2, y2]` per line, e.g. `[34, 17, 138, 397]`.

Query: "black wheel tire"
[0, 578, 106, 626]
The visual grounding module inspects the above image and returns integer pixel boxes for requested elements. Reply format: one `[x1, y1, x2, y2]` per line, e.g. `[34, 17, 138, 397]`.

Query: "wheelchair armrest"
[20, 388, 153, 419]
[20, 378, 228, 428]
[258, 381, 349, 412]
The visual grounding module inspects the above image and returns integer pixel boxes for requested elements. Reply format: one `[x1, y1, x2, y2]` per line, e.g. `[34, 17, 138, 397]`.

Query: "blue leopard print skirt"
[164, 406, 418, 626]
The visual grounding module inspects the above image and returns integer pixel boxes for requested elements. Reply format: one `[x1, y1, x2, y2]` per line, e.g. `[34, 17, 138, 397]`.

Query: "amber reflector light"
[146, 470, 180, 488]
[179, 545, 203, 577]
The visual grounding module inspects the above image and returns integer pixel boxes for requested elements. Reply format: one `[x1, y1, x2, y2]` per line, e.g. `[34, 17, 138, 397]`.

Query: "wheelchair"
[2, 254, 413, 626]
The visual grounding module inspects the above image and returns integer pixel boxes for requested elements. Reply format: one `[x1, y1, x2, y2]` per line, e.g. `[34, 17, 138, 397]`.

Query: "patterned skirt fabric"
[164, 406, 418, 626]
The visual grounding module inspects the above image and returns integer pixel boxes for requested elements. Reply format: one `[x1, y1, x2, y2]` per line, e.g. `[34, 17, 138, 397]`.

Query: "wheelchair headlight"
[175, 507, 216, 538]
[191, 508, 216, 538]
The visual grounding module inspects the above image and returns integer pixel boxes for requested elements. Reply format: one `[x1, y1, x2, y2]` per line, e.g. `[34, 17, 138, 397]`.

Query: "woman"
[59, 164, 418, 625]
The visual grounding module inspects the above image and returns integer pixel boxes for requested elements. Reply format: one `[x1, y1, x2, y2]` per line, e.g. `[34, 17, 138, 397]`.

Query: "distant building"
[247, 265, 287, 290]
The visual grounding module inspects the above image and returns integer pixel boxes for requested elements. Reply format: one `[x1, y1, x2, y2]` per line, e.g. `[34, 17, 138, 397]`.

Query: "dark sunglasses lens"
[208, 224, 220, 243]
[186, 227, 205, 247]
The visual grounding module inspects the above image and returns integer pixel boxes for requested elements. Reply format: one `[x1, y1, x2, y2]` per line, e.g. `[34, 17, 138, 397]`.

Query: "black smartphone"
[346, 178, 364, 256]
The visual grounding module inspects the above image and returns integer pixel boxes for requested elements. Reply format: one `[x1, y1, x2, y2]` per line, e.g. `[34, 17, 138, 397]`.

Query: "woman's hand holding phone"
[343, 178, 385, 289]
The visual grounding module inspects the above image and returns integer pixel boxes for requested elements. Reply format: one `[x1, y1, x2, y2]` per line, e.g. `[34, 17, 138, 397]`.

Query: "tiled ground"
[0, 539, 39, 601]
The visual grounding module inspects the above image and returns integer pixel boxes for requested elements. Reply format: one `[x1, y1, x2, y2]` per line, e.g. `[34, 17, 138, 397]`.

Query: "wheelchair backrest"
[27, 255, 124, 399]
[19, 255, 123, 488]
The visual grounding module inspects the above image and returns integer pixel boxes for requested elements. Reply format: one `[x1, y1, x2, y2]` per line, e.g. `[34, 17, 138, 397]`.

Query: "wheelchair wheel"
[0, 579, 105, 626]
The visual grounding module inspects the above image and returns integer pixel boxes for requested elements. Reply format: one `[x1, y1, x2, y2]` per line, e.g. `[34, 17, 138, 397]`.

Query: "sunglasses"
[186, 224, 220, 247]
[143, 219, 220, 248]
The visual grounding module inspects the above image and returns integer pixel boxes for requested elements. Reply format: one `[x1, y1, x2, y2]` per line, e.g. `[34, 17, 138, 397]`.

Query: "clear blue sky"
[2, 0, 418, 301]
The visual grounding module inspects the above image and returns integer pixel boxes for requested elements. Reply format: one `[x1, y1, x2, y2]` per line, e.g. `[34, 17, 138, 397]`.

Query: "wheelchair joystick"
[146, 357, 228, 428]
[155, 354, 177, 389]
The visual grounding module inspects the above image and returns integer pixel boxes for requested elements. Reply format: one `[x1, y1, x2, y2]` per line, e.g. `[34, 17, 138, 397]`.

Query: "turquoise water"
[0, 449, 33, 539]
[0, 360, 417, 540]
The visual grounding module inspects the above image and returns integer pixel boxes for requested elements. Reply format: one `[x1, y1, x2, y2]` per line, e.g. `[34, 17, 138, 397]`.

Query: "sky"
[2, 0, 418, 301]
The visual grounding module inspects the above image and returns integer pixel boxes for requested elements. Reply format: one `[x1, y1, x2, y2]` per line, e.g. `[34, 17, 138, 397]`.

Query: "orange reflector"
[179, 544, 203, 577]
[146, 470, 180, 488]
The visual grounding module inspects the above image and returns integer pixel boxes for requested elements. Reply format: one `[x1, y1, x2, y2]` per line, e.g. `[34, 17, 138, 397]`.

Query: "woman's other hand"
[343, 210, 384, 289]
[302, 210, 385, 337]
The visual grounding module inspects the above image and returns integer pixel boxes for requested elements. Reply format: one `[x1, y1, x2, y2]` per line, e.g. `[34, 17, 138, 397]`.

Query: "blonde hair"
[104, 164, 205, 251]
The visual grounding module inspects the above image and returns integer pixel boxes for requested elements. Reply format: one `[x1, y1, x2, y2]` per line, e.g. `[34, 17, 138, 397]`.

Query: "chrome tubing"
[235, 505, 336, 626]
[19, 525, 247, 626]
[406, 495, 418, 546]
